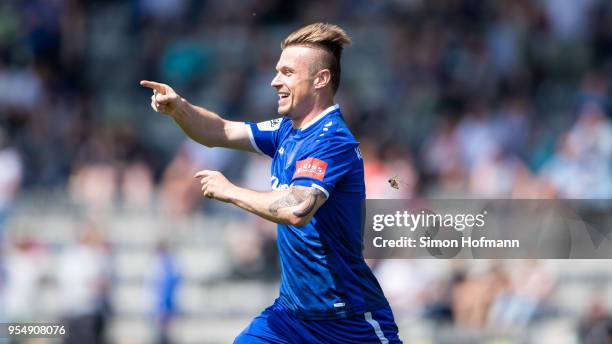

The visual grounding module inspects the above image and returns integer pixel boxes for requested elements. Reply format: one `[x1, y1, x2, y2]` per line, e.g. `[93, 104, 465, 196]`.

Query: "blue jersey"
[246, 104, 389, 320]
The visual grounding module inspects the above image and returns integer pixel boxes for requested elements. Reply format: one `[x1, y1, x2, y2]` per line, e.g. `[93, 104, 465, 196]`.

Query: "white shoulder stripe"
[245, 123, 265, 155]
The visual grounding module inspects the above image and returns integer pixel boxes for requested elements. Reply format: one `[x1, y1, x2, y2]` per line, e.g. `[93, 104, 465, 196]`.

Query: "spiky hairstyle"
[281, 23, 351, 94]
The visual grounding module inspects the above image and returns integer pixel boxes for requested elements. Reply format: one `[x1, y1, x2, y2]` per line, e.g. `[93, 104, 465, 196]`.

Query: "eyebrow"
[276, 65, 295, 73]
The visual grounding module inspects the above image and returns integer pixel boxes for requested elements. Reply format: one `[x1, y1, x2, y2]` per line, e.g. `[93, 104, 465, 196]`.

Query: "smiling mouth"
[278, 92, 290, 100]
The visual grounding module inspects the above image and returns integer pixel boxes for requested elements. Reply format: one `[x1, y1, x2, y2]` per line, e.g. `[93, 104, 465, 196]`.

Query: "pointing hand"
[140, 80, 181, 116]
[194, 170, 236, 203]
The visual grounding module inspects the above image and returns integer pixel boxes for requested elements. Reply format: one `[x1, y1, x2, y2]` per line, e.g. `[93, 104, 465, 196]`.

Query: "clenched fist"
[140, 80, 181, 116]
[194, 170, 237, 203]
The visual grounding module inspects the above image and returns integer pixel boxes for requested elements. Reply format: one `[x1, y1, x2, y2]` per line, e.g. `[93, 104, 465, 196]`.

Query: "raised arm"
[194, 170, 327, 226]
[140, 80, 256, 152]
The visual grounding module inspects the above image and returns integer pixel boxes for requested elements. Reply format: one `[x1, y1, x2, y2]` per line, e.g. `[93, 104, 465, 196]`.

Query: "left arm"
[194, 170, 326, 226]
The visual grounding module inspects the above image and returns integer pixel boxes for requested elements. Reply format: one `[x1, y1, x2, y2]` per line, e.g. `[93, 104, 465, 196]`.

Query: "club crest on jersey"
[293, 158, 328, 181]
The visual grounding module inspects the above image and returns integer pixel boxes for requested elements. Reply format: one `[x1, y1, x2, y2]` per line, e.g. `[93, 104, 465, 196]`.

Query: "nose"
[271, 73, 282, 89]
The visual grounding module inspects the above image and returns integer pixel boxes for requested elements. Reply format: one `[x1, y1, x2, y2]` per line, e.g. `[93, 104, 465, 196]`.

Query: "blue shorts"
[234, 300, 403, 343]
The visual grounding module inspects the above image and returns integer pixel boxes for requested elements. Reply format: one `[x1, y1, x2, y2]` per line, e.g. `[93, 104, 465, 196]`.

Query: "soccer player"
[141, 23, 402, 343]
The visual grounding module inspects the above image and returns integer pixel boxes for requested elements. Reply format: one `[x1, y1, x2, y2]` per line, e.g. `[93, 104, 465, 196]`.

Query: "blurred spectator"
[224, 216, 278, 281]
[242, 154, 273, 192]
[576, 72, 610, 112]
[488, 260, 555, 330]
[493, 95, 532, 157]
[539, 133, 585, 198]
[456, 102, 499, 170]
[578, 297, 612, 344]
[452, 263, 508, 329]
[374, 260, 432, 318]
[3, 233, 46, 321]
[422, 118, 463, 181]
[567, 102, 612, 161]
[362, 138, 390, 198]
[120, 160, 155, 211]
[541, 0, 597, 41]
[149, 242, 181, 344]
[421, 118, 470, 197]
[57, 224, 111, 344]
[0, 129, 22, 241]
[423, 265, 461, 325]
[540, 102, 612, 198]
[468, 148, 531, 198]
[160, 140, 235, 218]
[137, 0, 188, 24]
[68, 130, 120, 214]
[68, 162, 118, 214]
[0, 63, 44, 112]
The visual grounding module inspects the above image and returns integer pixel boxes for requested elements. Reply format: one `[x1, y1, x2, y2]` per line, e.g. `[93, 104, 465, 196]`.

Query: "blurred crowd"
[1, 0, 611, 210]
[2, 224, 184, 343]
[374, 260, 556, 329]
[2, 0, 612, 342]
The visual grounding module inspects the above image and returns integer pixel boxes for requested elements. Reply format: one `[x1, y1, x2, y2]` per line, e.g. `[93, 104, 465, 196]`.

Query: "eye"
[280, 67, 294, 76]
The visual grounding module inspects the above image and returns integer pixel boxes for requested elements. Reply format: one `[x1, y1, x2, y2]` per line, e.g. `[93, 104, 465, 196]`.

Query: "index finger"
[140, 80, 166, 94]
[194, 170, 212, 179]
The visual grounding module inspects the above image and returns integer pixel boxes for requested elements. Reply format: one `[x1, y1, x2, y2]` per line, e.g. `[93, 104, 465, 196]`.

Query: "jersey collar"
[299, 104, 340, 131]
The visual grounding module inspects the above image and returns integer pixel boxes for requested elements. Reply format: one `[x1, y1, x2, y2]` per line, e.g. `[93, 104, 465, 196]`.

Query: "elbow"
[287, 214, 311, 227]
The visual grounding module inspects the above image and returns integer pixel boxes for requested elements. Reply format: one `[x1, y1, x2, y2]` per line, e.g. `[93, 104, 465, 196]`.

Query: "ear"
[313, 69, 332, 90]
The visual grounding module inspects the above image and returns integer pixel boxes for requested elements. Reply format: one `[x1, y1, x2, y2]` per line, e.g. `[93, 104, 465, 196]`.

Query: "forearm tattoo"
[269, 187, 325, 217]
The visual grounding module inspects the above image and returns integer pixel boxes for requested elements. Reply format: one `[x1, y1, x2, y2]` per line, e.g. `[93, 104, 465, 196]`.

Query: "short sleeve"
[245, 118, 284, 158]
[290, 141, 362, 198]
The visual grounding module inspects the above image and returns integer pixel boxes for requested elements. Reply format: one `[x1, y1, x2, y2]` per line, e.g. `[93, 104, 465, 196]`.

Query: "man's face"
[271, 45, 319, 117]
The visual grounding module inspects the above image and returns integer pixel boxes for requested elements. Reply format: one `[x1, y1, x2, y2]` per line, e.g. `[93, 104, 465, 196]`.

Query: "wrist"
[170, 97, 188, 118]
[226, 184, 242, 204]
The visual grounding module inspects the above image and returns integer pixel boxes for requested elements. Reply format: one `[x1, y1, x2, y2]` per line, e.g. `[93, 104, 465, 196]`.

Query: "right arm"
[194, 169, 328, 227]
[140, 80, 256, 153]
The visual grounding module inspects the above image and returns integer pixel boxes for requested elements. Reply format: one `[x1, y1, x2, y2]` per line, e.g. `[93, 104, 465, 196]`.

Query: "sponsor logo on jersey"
[271, 176, 289, 190]
[293, 158, 328, 181]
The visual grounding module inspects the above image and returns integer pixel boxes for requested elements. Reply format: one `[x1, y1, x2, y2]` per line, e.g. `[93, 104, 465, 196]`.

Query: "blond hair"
[281, 23, 351, 94]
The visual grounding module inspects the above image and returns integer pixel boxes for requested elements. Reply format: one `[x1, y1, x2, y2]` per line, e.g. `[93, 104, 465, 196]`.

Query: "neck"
[291, 99, 334, 129]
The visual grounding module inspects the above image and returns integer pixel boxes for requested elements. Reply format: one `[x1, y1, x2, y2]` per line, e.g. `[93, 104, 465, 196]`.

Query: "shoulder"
[309, 119, 359, 151]
[303, 136, 361, 165]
